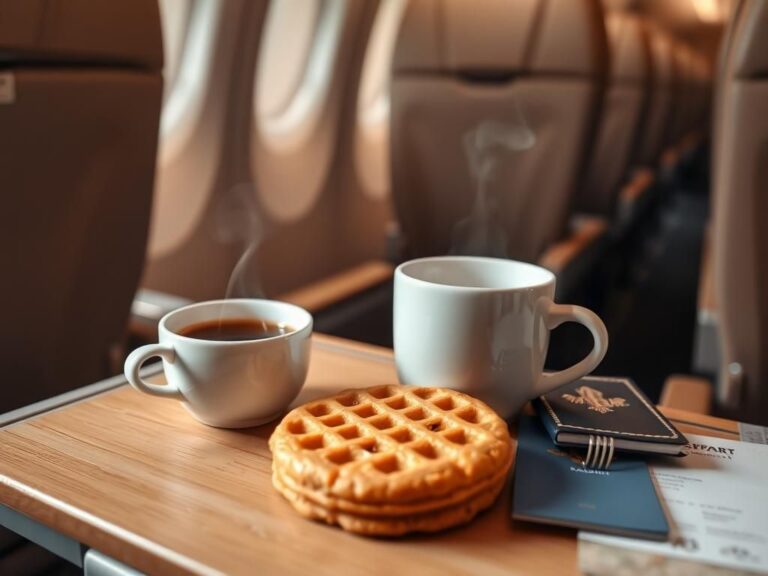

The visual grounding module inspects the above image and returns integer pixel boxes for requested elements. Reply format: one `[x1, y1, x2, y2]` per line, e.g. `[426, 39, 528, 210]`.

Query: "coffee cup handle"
[124, 344, 183, 399]
[534, 299, 609, 395]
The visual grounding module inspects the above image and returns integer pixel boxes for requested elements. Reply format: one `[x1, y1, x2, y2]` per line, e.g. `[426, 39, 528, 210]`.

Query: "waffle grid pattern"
[271, 385, 510, 502]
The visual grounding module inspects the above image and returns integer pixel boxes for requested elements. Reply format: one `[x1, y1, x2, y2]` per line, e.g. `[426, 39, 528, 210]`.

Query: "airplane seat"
[659, 41, 707, 181]
[673, 45, 707, 161]
[635, 26, 675, 169]
[596, 21, 674, 232]
[664, 0, 748, 417]
[390, 0, 608, 290]
[0, 2, 163, 414]
[671, 45, 695, 144]
[655, 41, 685, 172]
[577, 13, 650, 229]
[691, 53, 713, 131]
[688, 55, 704, 130]
[685, 54, 706, 136]
[712, 0, 768, 424]
[683, 51, 713, 173]
[694, 56, 714, 131]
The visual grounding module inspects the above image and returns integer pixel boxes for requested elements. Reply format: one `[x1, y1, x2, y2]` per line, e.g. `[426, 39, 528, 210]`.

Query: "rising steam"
[213, 183, 266, 299]
[450, 105, 536, 257]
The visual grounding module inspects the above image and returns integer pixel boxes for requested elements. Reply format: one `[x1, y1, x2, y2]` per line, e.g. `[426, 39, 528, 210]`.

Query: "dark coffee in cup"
[178, 318, 294, 342]
[124, 298, 312, 428]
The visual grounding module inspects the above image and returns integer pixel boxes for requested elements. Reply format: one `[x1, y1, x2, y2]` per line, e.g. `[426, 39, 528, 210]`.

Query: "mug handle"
[124, 344, 183, 399]
[534, 298, 609, 395]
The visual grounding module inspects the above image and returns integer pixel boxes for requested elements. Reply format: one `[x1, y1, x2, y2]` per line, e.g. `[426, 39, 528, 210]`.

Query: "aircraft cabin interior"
[1, 0, 767, 574]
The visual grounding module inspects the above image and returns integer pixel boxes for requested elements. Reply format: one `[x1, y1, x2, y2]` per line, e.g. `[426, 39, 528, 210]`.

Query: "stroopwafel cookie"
[269, 384, 512, 535]
[272, 466, 508, 536]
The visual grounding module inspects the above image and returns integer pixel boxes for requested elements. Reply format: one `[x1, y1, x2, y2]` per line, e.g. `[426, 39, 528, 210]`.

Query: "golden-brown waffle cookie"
[269, 385, 511, 504]
[272, 452, 512, 517]
[272, 467, 507, 536]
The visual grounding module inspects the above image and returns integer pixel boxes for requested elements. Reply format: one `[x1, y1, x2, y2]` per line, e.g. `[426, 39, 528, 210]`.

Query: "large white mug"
[124, 299, 312, 428]
[394, 256, 608, 418]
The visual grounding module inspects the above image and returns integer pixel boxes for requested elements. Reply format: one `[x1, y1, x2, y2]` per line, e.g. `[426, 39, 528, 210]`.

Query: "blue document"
[512, 415, 669, 541]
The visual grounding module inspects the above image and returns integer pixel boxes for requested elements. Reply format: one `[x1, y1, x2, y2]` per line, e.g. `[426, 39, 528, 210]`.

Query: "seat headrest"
[692, 54, 712, 83]
[731, 0, 768, 78]
[393, 0, 606, 77]
[671, 42, 692, 85]
[0, 0, 162, 70]
[605, 14, 649, 83]
[645, 26, 674, 85]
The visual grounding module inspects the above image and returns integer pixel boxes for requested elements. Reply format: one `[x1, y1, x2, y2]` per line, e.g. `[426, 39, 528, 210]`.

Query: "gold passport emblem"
[562, 386, 629, 414]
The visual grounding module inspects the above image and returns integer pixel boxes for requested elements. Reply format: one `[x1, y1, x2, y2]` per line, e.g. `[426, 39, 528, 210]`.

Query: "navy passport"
[512, 415, 669, 541]
[534, 376, 688, 456]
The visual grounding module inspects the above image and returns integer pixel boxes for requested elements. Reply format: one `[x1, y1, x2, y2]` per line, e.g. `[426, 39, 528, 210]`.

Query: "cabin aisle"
[596, 190, 709, 401]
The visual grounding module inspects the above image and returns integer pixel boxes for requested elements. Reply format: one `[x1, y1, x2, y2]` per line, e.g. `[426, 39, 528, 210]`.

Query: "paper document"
[740, 423, 768, 445]
[581, 434, 768, 573]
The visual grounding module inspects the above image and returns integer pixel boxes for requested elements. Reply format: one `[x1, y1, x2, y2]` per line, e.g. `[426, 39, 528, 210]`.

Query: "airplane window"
[151, 0, 224, 258]
[256, 0, 321, 124]
[254, 0, 348, 222]
[256, 0, 344, 153]
[158, 0, 193, 103]
[159, 0, 217, 146]
[355, 0, 409, 200]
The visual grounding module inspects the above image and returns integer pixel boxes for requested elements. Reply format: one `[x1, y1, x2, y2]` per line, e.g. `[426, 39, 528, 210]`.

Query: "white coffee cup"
[394, 256, 608, 418]
[124, 299, 312, 428]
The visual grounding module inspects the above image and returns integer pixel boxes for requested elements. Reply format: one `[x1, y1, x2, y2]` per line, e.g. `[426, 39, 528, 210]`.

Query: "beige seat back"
[390, 0, 607, 261]
[0, 2, 163, 412]
[669, 43, 698, 144]
[578, 13, 650, 217]
[668, 44, 687, 143]
[689, 54, 712, 131]
[636, 27, 675, 166]
[713, 0, 768, 423]
[684, 47, 708, 137]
